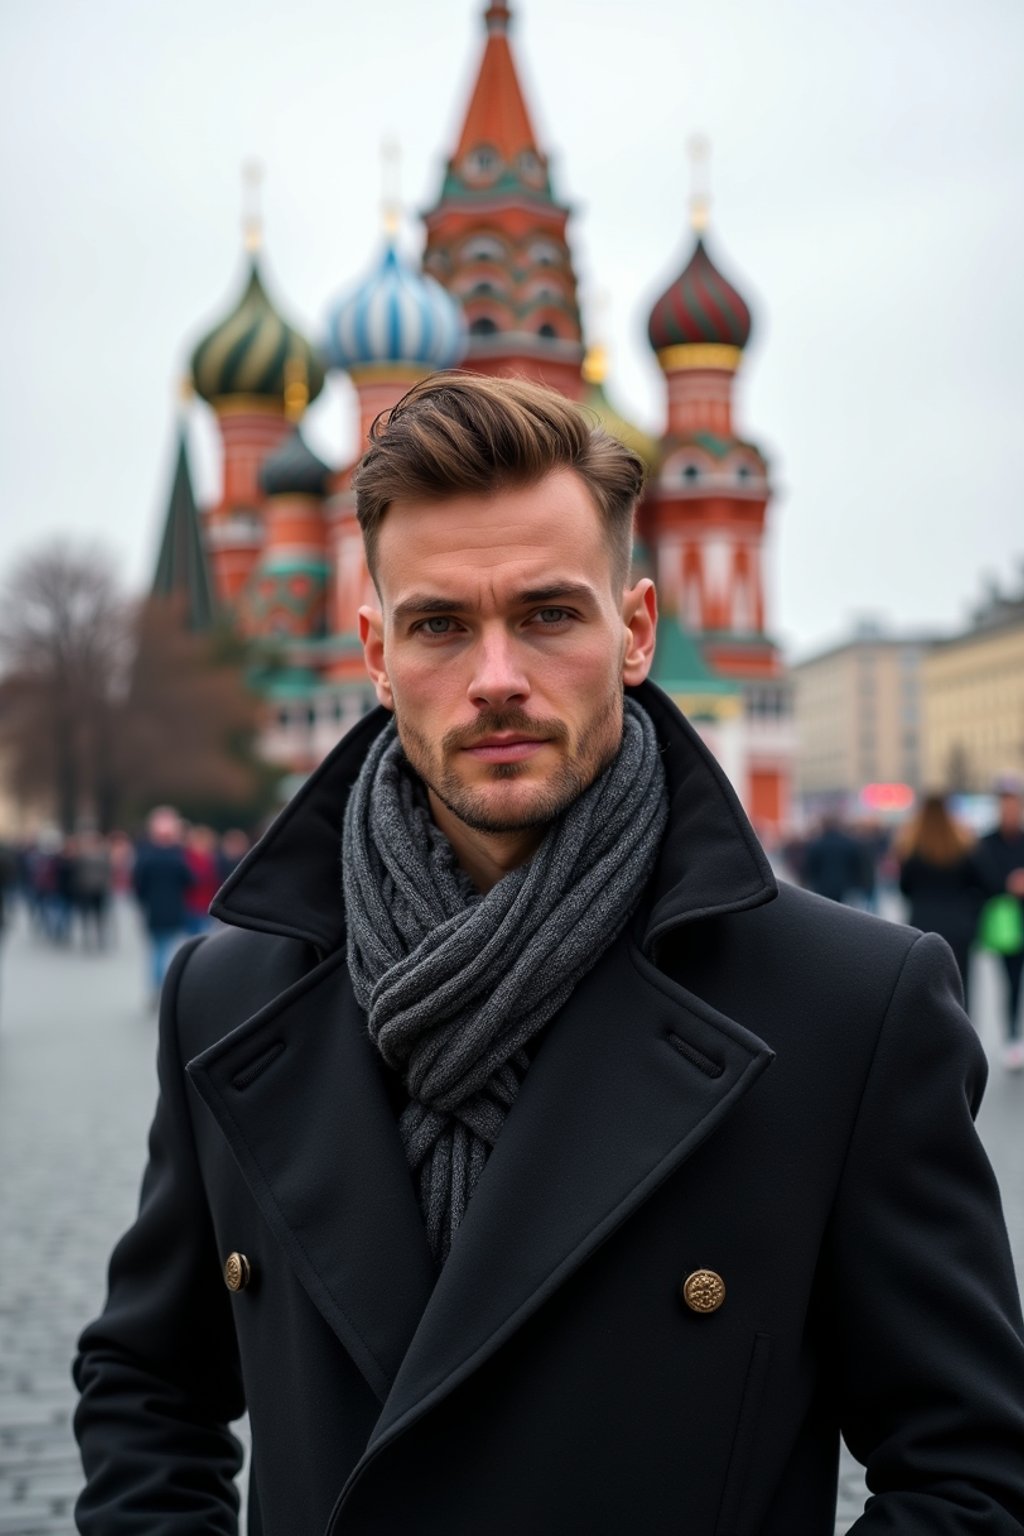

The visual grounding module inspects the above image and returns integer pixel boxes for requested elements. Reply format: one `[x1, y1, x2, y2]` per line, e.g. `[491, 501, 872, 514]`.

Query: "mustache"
[441, 710, 570, 753]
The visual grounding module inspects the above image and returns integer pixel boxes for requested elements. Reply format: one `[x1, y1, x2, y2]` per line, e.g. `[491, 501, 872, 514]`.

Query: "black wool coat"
[74, 683, 1024, 1536]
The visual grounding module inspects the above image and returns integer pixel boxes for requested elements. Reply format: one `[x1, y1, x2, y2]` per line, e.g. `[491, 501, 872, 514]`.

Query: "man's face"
[360, 468, 655, 837]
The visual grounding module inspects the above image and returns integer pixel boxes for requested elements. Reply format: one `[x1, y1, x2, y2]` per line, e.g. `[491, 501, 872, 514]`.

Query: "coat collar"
[211, 679, 777, 954]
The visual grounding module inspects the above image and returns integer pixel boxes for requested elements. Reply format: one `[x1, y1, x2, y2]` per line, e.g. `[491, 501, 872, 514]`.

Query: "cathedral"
[154, 0, 793, 837]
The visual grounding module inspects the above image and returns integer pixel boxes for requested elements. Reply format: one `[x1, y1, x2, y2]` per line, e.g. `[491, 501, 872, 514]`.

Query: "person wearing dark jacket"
[977, 777, 1024, 1070]
[802, 815, 866, 904]
[74, 376, 1024, 1535]
[896, 793, 986, 1010]
[132, 807, 193, 1003]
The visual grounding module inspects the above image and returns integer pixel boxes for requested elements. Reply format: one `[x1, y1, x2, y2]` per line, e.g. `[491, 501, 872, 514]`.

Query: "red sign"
[860, 782, 915, 813]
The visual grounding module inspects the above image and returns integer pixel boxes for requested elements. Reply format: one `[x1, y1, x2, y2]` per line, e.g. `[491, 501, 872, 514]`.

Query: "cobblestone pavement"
[1, 897, 1021, 1534]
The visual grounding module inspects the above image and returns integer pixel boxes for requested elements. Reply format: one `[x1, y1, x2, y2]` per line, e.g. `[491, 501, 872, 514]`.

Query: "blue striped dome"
[325, 241, 466, 374]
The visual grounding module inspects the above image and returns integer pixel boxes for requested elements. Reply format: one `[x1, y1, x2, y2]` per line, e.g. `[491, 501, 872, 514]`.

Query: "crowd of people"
[789, 777, 1024, 1068]
[1, 782, 1023, 1048]
[1, 812, 251, 1005]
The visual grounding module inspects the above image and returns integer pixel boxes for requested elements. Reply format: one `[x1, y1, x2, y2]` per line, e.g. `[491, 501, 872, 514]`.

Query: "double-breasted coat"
[74, 683, 1024, 1535]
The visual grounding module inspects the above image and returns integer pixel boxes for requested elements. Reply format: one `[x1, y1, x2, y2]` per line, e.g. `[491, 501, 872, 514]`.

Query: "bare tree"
[0, 543, 278, 831]
[0, 542, 128, 831]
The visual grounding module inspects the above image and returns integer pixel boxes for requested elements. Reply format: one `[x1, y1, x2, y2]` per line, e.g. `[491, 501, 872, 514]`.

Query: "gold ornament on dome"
[284, 355, 310, 422]
[658, 343, 742, 374]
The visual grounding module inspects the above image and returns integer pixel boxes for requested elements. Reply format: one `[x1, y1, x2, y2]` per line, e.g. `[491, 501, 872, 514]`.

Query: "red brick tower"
[645, 154, 791, 832]
[422, 1, 584, 399]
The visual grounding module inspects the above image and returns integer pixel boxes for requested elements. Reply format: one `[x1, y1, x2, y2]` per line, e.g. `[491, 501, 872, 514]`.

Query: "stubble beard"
[393, 682, 625, 836]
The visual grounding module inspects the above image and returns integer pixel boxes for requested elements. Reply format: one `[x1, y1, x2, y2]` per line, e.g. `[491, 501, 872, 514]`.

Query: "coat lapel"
[358, 931, 774, 1456]
[185, 951, 435, 1404]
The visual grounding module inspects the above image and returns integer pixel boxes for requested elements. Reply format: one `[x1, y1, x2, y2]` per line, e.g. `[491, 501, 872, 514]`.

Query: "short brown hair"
[353, 372, 646, 590]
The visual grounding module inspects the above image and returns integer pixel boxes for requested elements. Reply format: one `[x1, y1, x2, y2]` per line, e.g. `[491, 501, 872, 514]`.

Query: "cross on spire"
[242, 159, 264, 254]
[688, 134, 711, 234]
[380, 137, 401, 238]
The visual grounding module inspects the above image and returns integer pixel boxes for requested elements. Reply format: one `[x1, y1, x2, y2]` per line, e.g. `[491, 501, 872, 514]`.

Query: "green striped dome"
[190, 259, 326, 408]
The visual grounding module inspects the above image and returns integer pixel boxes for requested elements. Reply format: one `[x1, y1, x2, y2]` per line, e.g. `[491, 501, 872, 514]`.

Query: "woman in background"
[896, 793, 985, 1012]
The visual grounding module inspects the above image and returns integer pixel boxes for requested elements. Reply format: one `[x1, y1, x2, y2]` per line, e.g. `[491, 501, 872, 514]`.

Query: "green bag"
[978, 895, 1024, 955]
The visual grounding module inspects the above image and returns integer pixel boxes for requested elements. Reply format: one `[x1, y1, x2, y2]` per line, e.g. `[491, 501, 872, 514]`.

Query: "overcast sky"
[2, 0, 1021, 657]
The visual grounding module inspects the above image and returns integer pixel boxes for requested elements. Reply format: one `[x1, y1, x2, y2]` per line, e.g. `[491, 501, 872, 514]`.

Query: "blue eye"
[422, 616, 454, 634]
[536, 608, 569, 623]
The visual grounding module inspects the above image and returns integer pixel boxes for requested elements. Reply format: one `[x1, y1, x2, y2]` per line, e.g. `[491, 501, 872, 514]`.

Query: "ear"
[359, 605, 393, 710]
[621, 578, 657, 687]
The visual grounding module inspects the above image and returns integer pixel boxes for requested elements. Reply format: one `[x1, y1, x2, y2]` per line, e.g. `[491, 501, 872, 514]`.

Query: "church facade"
[157, 1, 793, 837]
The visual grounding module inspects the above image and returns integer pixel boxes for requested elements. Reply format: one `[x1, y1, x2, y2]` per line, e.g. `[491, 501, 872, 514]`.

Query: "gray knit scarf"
[342, 697, 668, 1266]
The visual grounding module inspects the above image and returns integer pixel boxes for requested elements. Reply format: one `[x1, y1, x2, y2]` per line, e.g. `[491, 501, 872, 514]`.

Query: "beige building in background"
[793, 625, 936, 815]
[921, 599, 1024, 792]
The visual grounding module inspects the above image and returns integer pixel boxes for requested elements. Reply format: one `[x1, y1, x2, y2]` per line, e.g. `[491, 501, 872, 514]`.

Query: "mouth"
[461, 735, 551, 764]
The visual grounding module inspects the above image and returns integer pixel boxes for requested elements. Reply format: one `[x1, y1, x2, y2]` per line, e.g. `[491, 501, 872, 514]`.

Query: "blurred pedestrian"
[895, 794, 985, 1011]
[22, 839, 51, 934]
[183, 825, 219, 937]
[216, 827, 251, 884]
[855, 818, 892, 913]
[976, 777, 1024, 1070]
[779, 828, 808, 885]
[802, 814, 866, 905]
[132, 807, 192, 1007]
[107, 830, 136, 897]
[0, 841, 15, 1021]
[72, 830, 113, 950]
[51, 837, 75, 944]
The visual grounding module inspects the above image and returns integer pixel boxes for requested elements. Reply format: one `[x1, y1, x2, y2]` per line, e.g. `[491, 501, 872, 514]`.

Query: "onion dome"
[190, 258, 327, 408]
[324, 239, 466, 376]
[260, 426, 331, 498]
[647, 236, 752, 359]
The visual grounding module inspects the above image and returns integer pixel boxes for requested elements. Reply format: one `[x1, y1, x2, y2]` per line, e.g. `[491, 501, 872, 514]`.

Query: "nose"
[467, 626, 531, 710]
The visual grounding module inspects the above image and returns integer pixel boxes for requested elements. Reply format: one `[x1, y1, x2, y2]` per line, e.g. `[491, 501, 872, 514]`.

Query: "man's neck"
[426, 788, 545, 894]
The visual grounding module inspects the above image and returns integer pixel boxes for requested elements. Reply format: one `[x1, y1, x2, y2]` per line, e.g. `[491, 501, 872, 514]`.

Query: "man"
[131, 805, 193, 1007]
[978, 776, 1024, 1070]
[75, 376, 1024, 1534]
[802, 813, 868, 906]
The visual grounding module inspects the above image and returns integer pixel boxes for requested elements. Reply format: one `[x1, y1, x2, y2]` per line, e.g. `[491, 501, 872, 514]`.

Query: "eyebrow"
[391, 582, 600, 624]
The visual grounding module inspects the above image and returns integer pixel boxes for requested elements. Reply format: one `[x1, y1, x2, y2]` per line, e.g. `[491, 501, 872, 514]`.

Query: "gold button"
[682, 1269, 726, 1314]
[223, 1252, 251, 1292]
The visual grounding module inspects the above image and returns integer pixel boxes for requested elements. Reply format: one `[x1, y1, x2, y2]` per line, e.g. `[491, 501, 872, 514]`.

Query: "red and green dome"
[647, 237, 752, 355]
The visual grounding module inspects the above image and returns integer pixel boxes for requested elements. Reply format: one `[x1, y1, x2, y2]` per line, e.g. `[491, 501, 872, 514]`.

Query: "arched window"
[469, 316, 499, 336]
[527, 239, 561, 266]
[537, 322, 557, 339]
[463, 145, 500, 183]
[461, 235, 505, 264]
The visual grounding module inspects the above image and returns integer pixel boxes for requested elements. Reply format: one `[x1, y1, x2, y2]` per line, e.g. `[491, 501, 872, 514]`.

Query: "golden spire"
[688, 133, 711, 235]
[242, 159, 264, 254]
[284, 355, 309, 423]
[381, 138, 401, 239]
